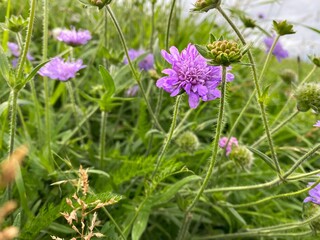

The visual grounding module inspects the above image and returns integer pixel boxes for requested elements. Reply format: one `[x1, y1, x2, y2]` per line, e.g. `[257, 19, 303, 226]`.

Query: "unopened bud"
[273, 20, 295, 36]
[295, 83, 320, 113]
[2, 15, 28, 33]
[229, 145, 254, 170]
[78, 0, 112, 9]
[280, 69, 297, 85]
[176, 131, 200, 153]
[192, 0, 221, 12]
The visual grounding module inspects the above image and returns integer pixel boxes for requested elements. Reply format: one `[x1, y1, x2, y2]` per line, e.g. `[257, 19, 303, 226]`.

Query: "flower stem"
[216, 6, 282, 178]
[1, 0, 11, 50]
[106, 5, 164, 132]
[252, 110, 299, 147]
[177, 66, 227, 240]
[152, 95, 181, 179]
[99, 111, 108, 168]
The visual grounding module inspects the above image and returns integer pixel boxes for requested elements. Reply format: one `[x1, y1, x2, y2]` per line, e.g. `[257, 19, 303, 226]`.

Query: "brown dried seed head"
[0, 226, 19, 240]
[0, 201, 17, 224]
[79, 165, 89, 196]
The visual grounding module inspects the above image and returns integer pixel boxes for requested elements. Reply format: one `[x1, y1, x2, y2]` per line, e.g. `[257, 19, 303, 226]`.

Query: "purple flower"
[156, 44, 234, 109]
[8, 42, 34, 67]
[56, 27, 92, 46]
[38, 57, 86, 81]
[314, 121, 320, 128]
[304, 183, 320, 205]
[219, 136, 239, 155]
[264, 37, 289, 62]
[123, 49, 154, 71]
[125, 85, 139, 97]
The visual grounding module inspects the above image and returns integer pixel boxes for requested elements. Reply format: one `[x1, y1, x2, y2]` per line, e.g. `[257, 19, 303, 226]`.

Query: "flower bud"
[206, 39, 242, 66]
[240, 15, 256, 29]
[273, 20, 295, 36]
[2, 15, 28, 33]
[192, 0, 221, 12]
[309, 56, 320, 68]
[295, 83, 320, 113]
[176, 131, 200, 153]
[280, 69, 297, 85]
[78, 0, 112, 9]
[229, 145, 254, 170]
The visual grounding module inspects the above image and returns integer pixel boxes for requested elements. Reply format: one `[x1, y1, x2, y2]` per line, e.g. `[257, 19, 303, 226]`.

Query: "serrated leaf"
[99, 65, 115, 99]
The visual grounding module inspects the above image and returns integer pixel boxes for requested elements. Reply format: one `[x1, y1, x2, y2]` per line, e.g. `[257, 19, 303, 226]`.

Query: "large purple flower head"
[314, 121, 320, 128]
[57, 27, 92, 46]
[219, 136, 239, 155]
[264, 36, 289, 62]
[38, 57, 86, 81]
[123, 49, 154, 71]
[156, 44, 234, 108]
[304, 182, 320, 205]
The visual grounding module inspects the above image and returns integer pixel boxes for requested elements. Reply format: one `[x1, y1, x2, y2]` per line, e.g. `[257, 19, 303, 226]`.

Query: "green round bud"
[229, 145, 254, 170]
[2, 15, 28, 33]
[207, 40, 242, 66]
[78, 0, 112, 9]
[280, 69, 298, 85]
[295, 83, 320, 113]
[192, 0, 221, 12]
[303, 202, 320, 233]
[176, 131, 200, 153]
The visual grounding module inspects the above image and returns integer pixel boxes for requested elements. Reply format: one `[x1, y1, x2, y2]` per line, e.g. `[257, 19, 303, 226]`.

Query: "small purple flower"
[123, 49, 154, 71]
[219, 136, 239, 155]
[125, 85, 139, 97]
[264, 37, 289, 62]
[304, 182, 320, 205]
[8, 42, 34, 67]
[314, 121, 320, 128]
[38, 57, 86, 81]
[156, 44, 234, 109]
[56, 27, 92, 46]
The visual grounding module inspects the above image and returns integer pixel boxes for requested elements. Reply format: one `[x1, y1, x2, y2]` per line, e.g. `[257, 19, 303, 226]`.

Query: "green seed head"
[280, 69, 298, 85]
[192, 0, 221, 12]
[176, 131, 200, 153]
[229, 145, 254, 170]
[207, 40, 242, 66]
[3, 15, 28, 33]
[295, 83, 320, 113]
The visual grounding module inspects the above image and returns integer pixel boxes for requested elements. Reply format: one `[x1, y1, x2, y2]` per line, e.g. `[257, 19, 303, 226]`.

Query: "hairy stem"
[99, 111, 108, 168]
[217, 6, 282, 178]
[177, 66, 227, 240]
[106, 5, 163, 132]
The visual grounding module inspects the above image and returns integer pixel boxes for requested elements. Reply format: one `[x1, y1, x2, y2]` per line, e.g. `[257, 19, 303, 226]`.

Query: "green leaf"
[23, 60, 50, 85]
[195, 44, 211, 59]
[0, 45, 14, 86]
[99, 65, 115, 99]
[259, 85, 271, 104]
[247, 146, 277, 171]
[132, 203, 151, 240]
[151, 175, 201, 206]
[209, 33, 217, 43]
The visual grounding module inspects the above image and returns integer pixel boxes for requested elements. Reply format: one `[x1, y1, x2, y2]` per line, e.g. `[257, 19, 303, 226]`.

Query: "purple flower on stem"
[156, 44, 234, 109]
[264, 36, 289, 62]
[38, 57, 86, 81]
[123, 49, 154, 71]
[219, 136, 239, 155]
[125, 85, 139, 97]
[314, 121, 320, 128]
[56, 27, 92, 46]
[304, 183, 320, 205]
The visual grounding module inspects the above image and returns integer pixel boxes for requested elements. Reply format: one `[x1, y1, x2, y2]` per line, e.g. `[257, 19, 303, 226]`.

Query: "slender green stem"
[101, 207, 126, 240]
[16, 0, 36, 82]
[165, 0, 176, 51]
[106, 6, 163, 132]
[1, 0, 10, 50]
[252, 110, 299, 147]
[271, 65, 317, 126]
[150, 0, 156, 52]
[99, 111, 108, 168]
[283, 142, 320, 179]
[177, 66, 227, 240]
[221, 179, 320, 208]
[152, 95, 181, 178]
[216, 6, 282, 178]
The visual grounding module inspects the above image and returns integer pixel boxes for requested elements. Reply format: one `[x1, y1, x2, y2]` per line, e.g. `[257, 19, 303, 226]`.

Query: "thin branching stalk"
[106, 5, 164, 132]
[152, 95, 181, 178]
[99, 111, 108, 168]
[216, 6, 282, 178]
[1, 0, 11, 50]
[252, 110, 299, 147]
[177, 66, 228, 240]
